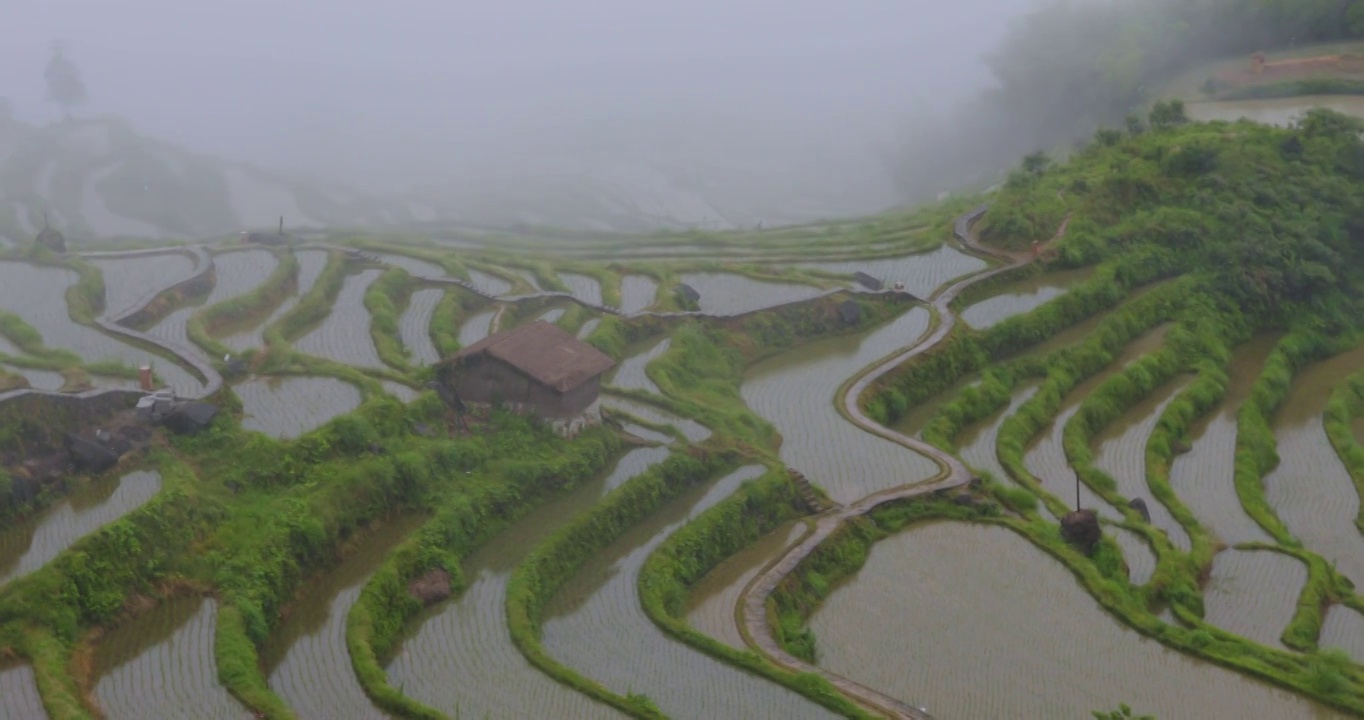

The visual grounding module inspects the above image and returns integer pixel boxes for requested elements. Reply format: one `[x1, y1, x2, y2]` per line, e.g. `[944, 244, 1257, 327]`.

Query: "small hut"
[35, 222, 65, 254]
[675, 283, 701, 309]
[853, 271, 883, 291]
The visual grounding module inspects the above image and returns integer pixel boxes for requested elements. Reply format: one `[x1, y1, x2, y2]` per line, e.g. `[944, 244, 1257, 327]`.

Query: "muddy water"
[296, 268, 386, 368]
[220, 249, 329, 351]
[798, 245, 988, 300]
[457, 308, 496, 347]
[542, 465, 836, 719]
[0, 262, 198, 393]
[742, 309, 940, 503]
[1204, 549, 1305, 649]
[808, 522, 1345, 719]
[397, 288, 442, 365]
[149, 249, 277, 353]
[1263, 342, 1364, 585]
[376, 252, 444, 279]
[92, 596, 251, 719]
[577, 317, 601, 340]
[960, 268, 1090, 330]
[679, 273, 825, 316]
[957, 384, 1041, 485]
[387, 447, 670, 720]
[686, 522, 807, 649]
[1023, 325, 1170, 519]
[560, 273, 603, 306]
[1186, 96, 1364, 126]
[264, 514, 427, 720]
[1093, 378, 1193, 550]
[91, 253, 195, 318]
[610, 337, 668, 394]
[600, 395, 711, 443]
[0, 470, 161, 588]
[467, 268, 512, 296]
[0, 659, 43, 720]
[1321, 606, 1364, 661]
[620, 275, 658, 314]
[1170, 334, 1280, 546]
[236, 376, 362, 439]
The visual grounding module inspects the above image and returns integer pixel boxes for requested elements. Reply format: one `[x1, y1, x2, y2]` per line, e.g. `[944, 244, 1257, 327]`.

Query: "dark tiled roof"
[449, 320, 615, 393]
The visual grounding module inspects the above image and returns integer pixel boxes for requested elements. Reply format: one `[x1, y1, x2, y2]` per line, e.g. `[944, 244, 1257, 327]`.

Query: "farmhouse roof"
[447, 320, 615, 393]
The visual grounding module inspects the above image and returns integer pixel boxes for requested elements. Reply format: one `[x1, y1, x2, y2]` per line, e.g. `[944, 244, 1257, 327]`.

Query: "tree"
[1022, 151, 1052, 175]
[45, 42, 87, 119]
[1148, 99, 1188, 129]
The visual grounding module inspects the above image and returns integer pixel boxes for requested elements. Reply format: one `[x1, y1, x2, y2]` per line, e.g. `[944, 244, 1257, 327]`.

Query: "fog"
[2, 1, 1041, 232]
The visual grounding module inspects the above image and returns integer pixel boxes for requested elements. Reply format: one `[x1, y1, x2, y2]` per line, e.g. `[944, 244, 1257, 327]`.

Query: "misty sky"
[5, 1, 1033, 206]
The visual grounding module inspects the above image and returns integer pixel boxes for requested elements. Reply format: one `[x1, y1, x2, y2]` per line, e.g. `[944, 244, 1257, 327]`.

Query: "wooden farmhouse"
[437, 320, 615, 433]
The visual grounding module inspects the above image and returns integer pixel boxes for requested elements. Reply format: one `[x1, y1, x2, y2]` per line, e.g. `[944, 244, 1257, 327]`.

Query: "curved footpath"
[738, 206, 1031, 720]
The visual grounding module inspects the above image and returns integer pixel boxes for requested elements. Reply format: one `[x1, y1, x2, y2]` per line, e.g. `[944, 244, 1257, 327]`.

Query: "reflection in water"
[236, 376, 362, 439]
[0, 470, 162, 587]
[542, 465, 836, 719]
[0, 660, 42, 720]
[960, 268, 1089, 330]
[296, 269, 386, 369]
[678, 273, 825, 316]
[1186, 96, 1364, 126]
[264, 514, 427, 720]
[611, 337, 669, 394]
[93, 596, 251, 719]
[1204, 549, 1305, 649]
[686, 522, 806, 649]
[743, 309, 939, 503]
[809, 522, 1345, 719]
[387, 448, 669, 720]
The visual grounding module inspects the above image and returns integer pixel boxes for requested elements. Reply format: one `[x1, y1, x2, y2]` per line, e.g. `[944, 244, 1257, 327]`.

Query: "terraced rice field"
[264, 514, 427, 720]
[1203, 549, 1306, 649]
[91, 252, 195, 318]
[619, 275, 658, 313]
[1263, 342, 1364, 585]
[3, 365, 63, 390]
[559, 273, 603, 306]
[610, 337, 669, 393]
[541, 464, 837, 719]
[386, 447, 671, 719]
[807, 522, 1344, 720]
[397, 287, 442, 365]
[0, 261, 199, 393]
[537, 307, 567, 324]
[467, 268, 513, 296]
[220, 249, 330, 351]
[1111, 527, 1159, 585]
[678, 273, 826, 316]
[686, 521, 806, 649]
[960, 268, 1090, 329]
[236, 376, 362, 439]
[457, 308, 497, 347]
[92, 596, 250, 719]
[382, 380, 420, 402]
[1321, 606, 1364, 662]
[0, 660, 42, 720]
[375, 252, 444, 278]
[742, 309, 939, 503]
[149, 249, 277, 352]
[295, 268, 386, 368]
[599, 395, 711, 444]
[1092, 378, 1193, 549]
[0, 470, 161, 587]
[576, 317, 601, 339]
[956, 384, 1040, 484]
[799, 245, 988, 299]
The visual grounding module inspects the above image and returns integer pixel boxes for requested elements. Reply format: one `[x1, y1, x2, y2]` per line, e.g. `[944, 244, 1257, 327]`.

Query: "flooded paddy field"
[236, 376, 362, 439]
[686, 521, 806, 649]
[798, 245, 988, 299]
[295, 268, 385, 368]
[536, 307, 566, 324]
[1111, 527, 1158, 585]
[386, 447, 670, 720]
[91, 252, 195, 319]
[808, 522, 1345, 720]
[600, 395, 711, 443]
[1186, 96, 1364, 126]
[619, 275, 658, 314]
[559, 272, 603, 306]
[1321, 606, 1364, 662]
[1203, 548, 1306, 649]
[1263, 342, 1364, 585]
[1092, 378, 1192, 549]
[956, 384, 1040, 485]
[92, 596, 250, 720]
[0, 470, 161, 587]
[397, 288, 442, 365]
[3, 364, 63, 390]
[960, 268, 1090, 330]
[609, 337, 669, 393]
[0, 659, 42, 720]
[678, 273, 825, 316]
[220, 249, 329, 351]
[467, 268, 513, 296]
[540, 464, 837, 719]
[577, 317, 601, 339]
[263, 514, 427, 720]
[375, 252, 444, 278]
[0, 261, 198, 393]
[742, 309, 939, 503]
[149, 249, 277, 352]
[457, 308, 497, 347]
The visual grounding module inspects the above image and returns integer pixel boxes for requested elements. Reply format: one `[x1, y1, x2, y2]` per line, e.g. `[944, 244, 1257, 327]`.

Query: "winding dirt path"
[737, 205, 1035, 719]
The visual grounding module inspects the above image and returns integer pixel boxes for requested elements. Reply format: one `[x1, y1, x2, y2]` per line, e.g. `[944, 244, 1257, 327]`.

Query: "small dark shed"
[675, 283, 701, 308]
[853, 272, 883, 291]
[35, 224, 66, 254]
[438, 321, 615, 421]
[837, 299, 861, 325]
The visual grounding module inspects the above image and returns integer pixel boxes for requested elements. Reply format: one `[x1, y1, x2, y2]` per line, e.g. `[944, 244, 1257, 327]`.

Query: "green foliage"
[364, 266, 414, 371]
[1093, 703, 1156, 720]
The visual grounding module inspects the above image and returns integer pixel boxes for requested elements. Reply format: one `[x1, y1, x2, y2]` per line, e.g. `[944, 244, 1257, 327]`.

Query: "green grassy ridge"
[187, 248, 299, 363]
[345, 430, 624, 719]
[264, 250, 346, 349]
[1219, 78, 1364, 100]
[505, 446, 740, 719]
[634, 471, 878, 719]
[22, 628, 86, 720]
[1323, 366, 1364, 534]
[428, 287, 488, 358]
[364, 266, 415, 372]
[0, 311, 82, 367]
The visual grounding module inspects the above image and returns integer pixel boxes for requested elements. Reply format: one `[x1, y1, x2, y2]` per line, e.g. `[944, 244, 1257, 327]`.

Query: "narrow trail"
[737, 205, 1035, 720]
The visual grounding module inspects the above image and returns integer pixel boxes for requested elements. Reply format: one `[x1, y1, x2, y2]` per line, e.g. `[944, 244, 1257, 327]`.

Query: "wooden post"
[1076, 472, 1081, 512]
